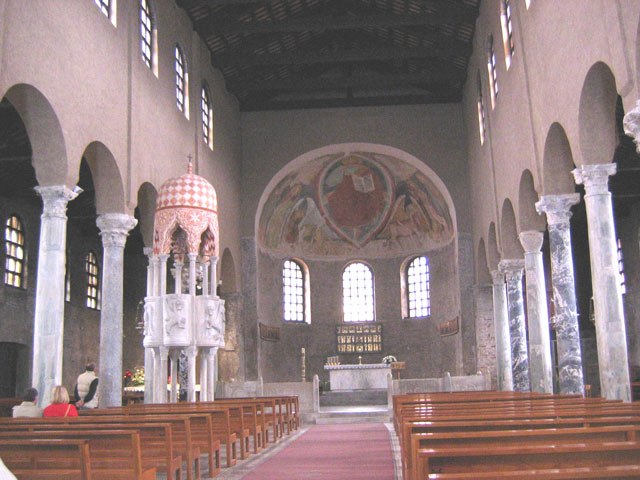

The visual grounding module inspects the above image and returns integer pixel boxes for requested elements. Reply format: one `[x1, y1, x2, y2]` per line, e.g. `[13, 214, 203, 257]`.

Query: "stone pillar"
[156, 346, 169, 403]
[169, 349, 179, 403]
[97, 213, 137, 408]
[188, 253, 197, 296]
[474, 284, 497, 389]
[499, 259, 530, 392]
[32, 186, 79, 407]
[519, 231, 553, 393]
[536, 194, 585, 395]
[207, 348, 217, 401]
[143, 248, 154, 404]
[186, 346, 198, 402]
[491, 270, 513, 391]
[623, 100, 640, 153]
[173, 262, 183, 294]
[202, 261, 209, 297]
[210, 256, 218, 296]
[573, 164, 631, 401]
[199, 350, 209, 401]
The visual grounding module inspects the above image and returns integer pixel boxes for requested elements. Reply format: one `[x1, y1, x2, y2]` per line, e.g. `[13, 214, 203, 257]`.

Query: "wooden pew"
[0, 414, 212, 480]
[0, 421, 183, 480]
[407, 424, 640, 480]
[0, 438, 92, 479]
[0, 397, 21, 417]
[427, 465, 640, 479]
[0, 430, 156, 480]
[415, 440, 640, 478]
[81, 406, 234, 469]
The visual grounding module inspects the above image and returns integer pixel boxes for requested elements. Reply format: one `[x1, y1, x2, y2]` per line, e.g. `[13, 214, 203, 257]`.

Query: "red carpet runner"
[242, 423, 395, 479]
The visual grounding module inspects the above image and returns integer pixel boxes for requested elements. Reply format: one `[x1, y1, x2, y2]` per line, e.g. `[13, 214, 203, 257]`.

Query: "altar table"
[324, 363, 391, 390]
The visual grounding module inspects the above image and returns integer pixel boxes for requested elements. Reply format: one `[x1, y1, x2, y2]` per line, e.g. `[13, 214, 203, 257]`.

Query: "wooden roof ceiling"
[176, 0, 481, 111]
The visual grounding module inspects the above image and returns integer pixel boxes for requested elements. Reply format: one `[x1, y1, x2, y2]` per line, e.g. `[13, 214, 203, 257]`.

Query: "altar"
[324, 363, 391, 390]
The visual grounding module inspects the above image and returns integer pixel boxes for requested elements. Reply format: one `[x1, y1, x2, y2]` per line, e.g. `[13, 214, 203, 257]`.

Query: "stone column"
[169, 349, 180, 403]
[188, 253, 197, 295]
[573, 164, 631, 401]
[210, 256, 219, 296]
[208, 348, 217, 400]
[143, 248, 154, 404]
[536, 194, 584, 395]
[491, 270, 513, 391]
[199, 350, 209, 401]
[96, 213, 137, 408]
[623, 100, 640, 153]
[186, 346, 198, 402]
[499, 259, 530, 392]
[519, 231, 553, 393]
[156, 346, 169, 403]
[173, 262, 183, 294]
[32, 185, 79, 407]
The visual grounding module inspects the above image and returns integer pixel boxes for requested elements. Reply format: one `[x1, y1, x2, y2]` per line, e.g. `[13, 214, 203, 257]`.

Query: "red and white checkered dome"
[156, 162, 217, 213]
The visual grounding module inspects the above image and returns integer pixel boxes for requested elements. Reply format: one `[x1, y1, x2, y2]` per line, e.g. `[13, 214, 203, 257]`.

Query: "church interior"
[2, 0, 640, 478]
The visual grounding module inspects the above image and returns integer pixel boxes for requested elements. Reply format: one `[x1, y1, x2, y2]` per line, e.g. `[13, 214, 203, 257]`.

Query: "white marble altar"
[324, 364, 391, 390]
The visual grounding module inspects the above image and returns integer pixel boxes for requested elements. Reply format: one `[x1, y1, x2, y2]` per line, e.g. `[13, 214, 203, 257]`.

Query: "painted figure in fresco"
[324, 156, 387, 229]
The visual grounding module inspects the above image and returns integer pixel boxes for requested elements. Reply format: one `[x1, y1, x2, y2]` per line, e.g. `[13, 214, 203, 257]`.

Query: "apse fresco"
[258, 151, 454, 259]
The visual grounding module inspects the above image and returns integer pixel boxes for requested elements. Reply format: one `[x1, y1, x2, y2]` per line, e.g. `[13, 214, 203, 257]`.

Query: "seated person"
[12, 387, 43, 418]
[43, 385, 78, 417]
[74, 362, 99, 409]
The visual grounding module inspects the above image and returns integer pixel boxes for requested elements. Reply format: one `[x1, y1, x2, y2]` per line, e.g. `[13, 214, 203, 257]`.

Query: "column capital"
[97, 213, 137, 248]
[490, 269, 504, 286]
[499, 259, 525, 282]
[519, 230, 544, 253]
[536, 193, 580, 226]
[35, 185, 80, 218]
[143, 247, 153, 257]
[623, 100, 640, 153]
[572, 163, 616, 195]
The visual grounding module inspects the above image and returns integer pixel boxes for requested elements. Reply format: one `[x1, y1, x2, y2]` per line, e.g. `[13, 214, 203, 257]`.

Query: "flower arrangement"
[123, 369, 133, 386]
[131, 366, 145, 386]
[382, 355, 397, 364]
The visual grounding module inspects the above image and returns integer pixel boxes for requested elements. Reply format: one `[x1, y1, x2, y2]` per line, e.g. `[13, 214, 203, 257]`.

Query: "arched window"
[65, 258, 71, 302]
[343, 262, 374, 322]
[4, 215, 26, 288]
[525, 0, 531, 9]
[500, 0, 515, 69]
[487, 35, 499, 109]
[201, 84, 214, 149]
[476, 73, 487, 145]
[175, 45, 189, 117]
[85, 251, 101, 310]
[283, 259, 306, 322]
[406, 256, 431, 318]
[140, 0, 156, 73]
[93, 0, 117, 26]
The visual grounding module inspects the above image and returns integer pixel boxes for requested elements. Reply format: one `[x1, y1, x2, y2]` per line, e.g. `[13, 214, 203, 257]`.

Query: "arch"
[518, 169, 545, 231]
[219, 248, 237, 294]
[500, 199, 523, 258]
[542, 122, 576, 194]
[3, 84, 70, 186]
[82, 141, 126, 214]
[578, 62, 618, 165]
[487, 222, 500, 270]
[136, 182, 158, 248]
[342, 260, 375, 322]
[255, 143, 457, 260]
[476, 239, 492, 284]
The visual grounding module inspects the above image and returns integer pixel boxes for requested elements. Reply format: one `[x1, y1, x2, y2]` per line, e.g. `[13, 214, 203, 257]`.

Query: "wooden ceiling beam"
[213, 45, 460, 66]
[195, 9, 478, 36]
[228, 70, 465, 93]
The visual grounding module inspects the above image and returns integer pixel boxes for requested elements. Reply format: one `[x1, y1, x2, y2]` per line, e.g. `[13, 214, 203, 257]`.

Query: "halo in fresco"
[258, 151, 454, 259]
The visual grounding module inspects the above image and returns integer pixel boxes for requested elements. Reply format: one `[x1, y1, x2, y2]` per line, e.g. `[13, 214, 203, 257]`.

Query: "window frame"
[4, 214, 27, 289]
[282, 259, 308, 323]
[405, 255, 431, 319]
[175, 44, 189, 118]
[94, 0, 117, 26]
[342, 261, 375, 323]
[487, 35, 499, 109]
[500, 0, 515, 69]
[201, 84, 214, 149]
[139, 0, 157, 74]
[85, 251, 101, 310]
[477, 73, 487, 145]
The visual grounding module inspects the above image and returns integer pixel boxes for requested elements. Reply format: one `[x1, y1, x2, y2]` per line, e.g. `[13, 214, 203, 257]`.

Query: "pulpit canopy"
[153, 162, 219, 260]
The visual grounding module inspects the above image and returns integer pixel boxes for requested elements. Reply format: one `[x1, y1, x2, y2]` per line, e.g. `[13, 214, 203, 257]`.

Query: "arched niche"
[256, 143, 457, 260]
[476, 239, 492, 284]
[82, 141, 127, 215]
[542, 122, 576, 195]
[579, 62, 619, 166]
[3, 83, 70, 187]
[518, 169, 545, 232]
[136, 182, 157, 248]
[220, 248, 237, 294]
[487, 222, 500, 271]
[500, 199, 524, 259]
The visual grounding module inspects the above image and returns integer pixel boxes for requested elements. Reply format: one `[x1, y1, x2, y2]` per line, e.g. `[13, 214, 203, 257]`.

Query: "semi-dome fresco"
[258, 151, 454, 259]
